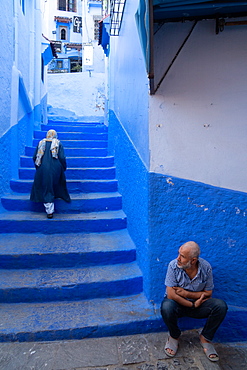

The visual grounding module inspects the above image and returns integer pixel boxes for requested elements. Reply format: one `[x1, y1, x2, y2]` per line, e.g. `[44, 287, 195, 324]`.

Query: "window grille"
[110, 0, 126, 36]
[93, 16, 102, 41]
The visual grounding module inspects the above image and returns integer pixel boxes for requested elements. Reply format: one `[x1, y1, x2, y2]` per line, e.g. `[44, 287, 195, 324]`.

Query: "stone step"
[0, 293, 163, 342]
[0, 262, 143, 303]
[48, 119, 104, 126]
[34, 131, 108, 141]
[0, 118, 153, 344]
[42, 123, 108, 133]
[1, 193, 122, 213]
[0, 230, 136, 269]
[19, 167, 116, 180]
[20, 156, 115, 168]
[32, 139, 108, 148]
[25, 146, 108, 157]
[10, 179, 118, 193]
[0, 210, 127, 234]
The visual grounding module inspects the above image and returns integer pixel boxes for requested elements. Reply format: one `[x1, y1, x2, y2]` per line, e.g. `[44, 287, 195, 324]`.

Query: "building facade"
[44, 0, 104, 73]
[0, 0, 52, 198]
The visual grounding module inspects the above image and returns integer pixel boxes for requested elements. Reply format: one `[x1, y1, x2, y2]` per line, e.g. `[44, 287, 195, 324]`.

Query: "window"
[57, 60, 63, 69]
[52, 41, 62, 53]
[58, 0, 76, 12]
[68, 0, 75, 12]
[61, 28, 66, 40]
[60, 27, 67, 40]
[58, 0, 66, 11]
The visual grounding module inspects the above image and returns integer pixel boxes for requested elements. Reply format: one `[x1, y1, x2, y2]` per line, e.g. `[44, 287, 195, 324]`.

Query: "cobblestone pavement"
[0, 330, 246, 370]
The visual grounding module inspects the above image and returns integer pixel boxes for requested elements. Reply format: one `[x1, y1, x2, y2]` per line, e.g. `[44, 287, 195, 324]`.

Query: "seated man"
[160, 241, 228, 362]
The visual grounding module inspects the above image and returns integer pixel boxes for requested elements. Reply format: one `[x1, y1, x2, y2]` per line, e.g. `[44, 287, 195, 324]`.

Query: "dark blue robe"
[30, 141, 71, 203]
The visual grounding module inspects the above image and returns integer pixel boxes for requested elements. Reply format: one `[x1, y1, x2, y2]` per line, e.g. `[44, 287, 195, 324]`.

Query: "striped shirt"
[164, 257, 214, 297]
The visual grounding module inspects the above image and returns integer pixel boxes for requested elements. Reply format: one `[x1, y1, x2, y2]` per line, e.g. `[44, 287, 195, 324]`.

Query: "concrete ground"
[47, 72, 106, 120]
[0, 330, 246, 370]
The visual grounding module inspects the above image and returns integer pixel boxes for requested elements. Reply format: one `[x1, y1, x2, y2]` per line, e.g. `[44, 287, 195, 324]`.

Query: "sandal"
[200, 342, 219, 362]
[164, 336, 178, 357]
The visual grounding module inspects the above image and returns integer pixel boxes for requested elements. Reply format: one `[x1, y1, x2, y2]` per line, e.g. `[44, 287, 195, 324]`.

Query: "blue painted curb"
[42, 123, 108, 133]
[47, 118, 104, 124]
[0, 263, 143, 303]
[0, 294, 163, 342]
[0, 230, 137, 268]
[34, 131, 108, 141]
[32, 139, 108, 148]
[10, 179, 118, 193]
[20, 156, 115, 168]
[25, 146, 108, 157]
[19, 167, 116, 180]
[1, 193, 122, 213]
[0, 211, 127, 234]
[0, 296, 245, 343]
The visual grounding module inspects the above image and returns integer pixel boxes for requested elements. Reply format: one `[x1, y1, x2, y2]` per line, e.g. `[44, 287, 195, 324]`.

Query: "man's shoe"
[164, 336, 178, 357]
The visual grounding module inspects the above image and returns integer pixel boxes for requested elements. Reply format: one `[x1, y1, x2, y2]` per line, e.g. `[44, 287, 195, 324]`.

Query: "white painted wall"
[0, 0, 46, 132]
[81, 1, 105, 72]
[108, 0, 150, 167]
[150, 18, 247, 193]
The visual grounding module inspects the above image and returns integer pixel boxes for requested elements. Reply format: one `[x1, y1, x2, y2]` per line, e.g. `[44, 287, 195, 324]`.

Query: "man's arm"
[166, 286, 194, 307]
[167, 286, 212, 308]
[173, 287, 212, 300]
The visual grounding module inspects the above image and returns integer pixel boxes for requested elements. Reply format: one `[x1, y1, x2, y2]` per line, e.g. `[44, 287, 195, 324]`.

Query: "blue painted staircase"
[0, 120, 162, 342]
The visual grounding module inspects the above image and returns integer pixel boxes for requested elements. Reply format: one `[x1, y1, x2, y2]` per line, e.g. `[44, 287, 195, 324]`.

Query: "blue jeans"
[160, 298, 228, 341]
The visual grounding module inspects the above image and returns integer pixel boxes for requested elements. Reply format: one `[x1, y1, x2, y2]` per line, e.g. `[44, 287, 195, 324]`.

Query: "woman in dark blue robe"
[30, 129, 70, 218]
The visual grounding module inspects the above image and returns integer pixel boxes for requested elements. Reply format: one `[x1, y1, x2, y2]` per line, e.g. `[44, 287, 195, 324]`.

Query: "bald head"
[181, 241, 200, 259]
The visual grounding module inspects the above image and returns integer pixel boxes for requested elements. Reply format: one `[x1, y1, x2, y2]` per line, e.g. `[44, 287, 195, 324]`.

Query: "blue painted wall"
[107, 0, 247, 317]
[149, 173, 247, 307]
[0, 116, 28, 198]
[0, 105, 38, 199]
[108, 110, 151, 299]
[107, 0, 152, 300]
[109, 110, 247, 309]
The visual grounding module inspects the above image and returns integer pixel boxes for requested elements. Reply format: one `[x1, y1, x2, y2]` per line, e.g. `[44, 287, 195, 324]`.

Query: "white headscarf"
[35, 129, 60, 166]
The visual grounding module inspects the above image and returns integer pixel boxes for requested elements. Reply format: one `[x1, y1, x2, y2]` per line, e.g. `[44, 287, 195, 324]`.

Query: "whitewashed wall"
[0, 0, 47, 195]
[150, 18, 247, 193]
[109, 0, 150, 167]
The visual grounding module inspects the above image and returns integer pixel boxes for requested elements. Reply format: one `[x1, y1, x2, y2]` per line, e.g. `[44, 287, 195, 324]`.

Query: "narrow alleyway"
[0, 117, 163, 341]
